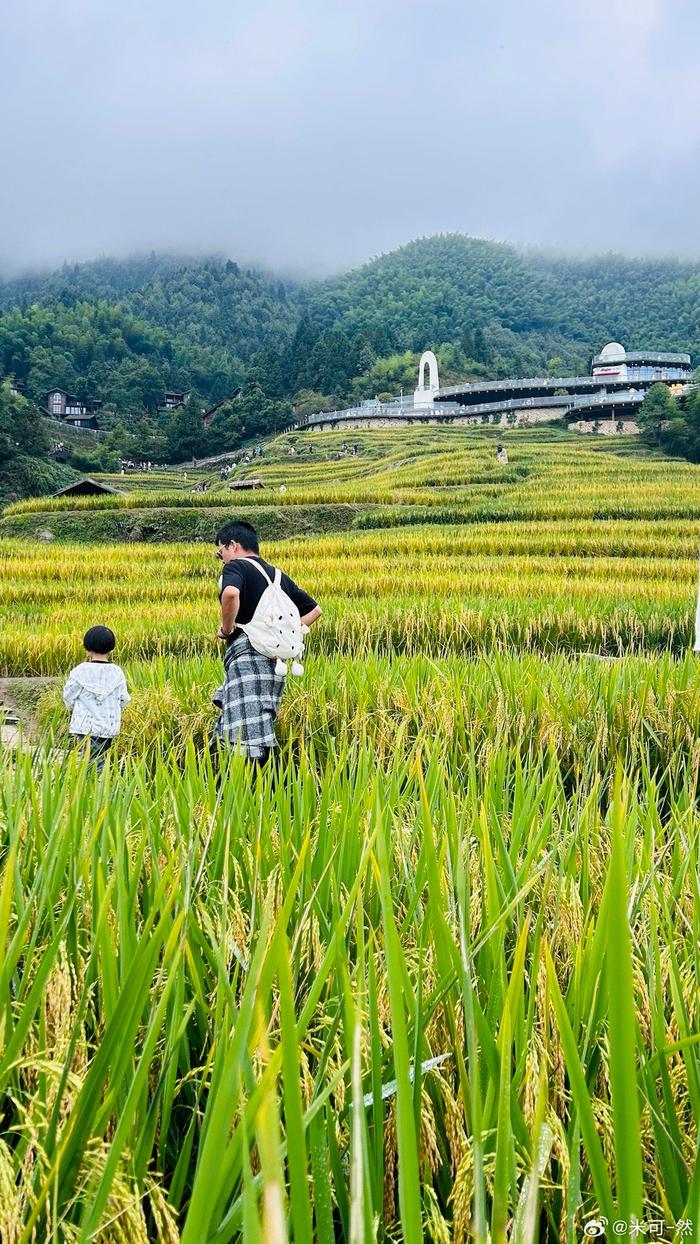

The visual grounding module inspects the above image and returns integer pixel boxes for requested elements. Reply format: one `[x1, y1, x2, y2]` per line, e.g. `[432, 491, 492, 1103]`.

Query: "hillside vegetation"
[2, 235, 700, 477]
[0, 381, 76, 502]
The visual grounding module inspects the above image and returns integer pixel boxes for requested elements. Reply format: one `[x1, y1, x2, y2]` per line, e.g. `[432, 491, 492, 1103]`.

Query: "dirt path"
[0, 720, 20, 749]
[0, 677, 58, 750]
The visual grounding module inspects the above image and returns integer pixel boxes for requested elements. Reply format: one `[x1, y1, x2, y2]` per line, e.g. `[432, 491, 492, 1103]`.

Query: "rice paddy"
[1, 426, 699, 1241]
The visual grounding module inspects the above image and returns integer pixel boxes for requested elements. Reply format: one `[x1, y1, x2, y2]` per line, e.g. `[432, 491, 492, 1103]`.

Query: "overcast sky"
[2, 0, 700, 276]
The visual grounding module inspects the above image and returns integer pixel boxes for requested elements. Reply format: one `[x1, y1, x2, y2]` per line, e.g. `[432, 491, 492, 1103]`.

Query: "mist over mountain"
[2, 232, 700, 472]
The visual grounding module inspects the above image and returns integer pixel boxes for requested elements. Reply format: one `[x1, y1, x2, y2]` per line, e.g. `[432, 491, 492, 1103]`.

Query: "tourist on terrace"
[212, 521, 321, 767]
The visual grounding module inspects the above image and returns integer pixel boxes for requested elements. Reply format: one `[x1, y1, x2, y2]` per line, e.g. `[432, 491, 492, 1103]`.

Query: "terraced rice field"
[0, 426, 699, 1241]
[8, 428, 700, 523]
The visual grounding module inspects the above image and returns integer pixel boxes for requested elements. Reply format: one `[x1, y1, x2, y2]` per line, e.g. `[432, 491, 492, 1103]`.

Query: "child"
[62, 626, 130, 769]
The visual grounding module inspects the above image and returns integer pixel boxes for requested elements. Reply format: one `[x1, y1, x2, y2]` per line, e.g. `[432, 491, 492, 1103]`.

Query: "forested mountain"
[302, 236, 700, 371]
[0, 253, 192, 310]
[0, 258, 297, 416]
[1, 233, 700, 472]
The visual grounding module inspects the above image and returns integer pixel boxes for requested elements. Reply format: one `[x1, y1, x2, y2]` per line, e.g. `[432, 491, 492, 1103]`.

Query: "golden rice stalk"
[0, 1139, 22, 1244]
[383, 1101, 397, 1224]
[148, 1181, 181, 1244]
[423, 1184, 451, 1244]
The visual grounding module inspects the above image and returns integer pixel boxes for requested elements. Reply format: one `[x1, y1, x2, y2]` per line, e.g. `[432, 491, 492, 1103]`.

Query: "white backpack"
[236, 558, 306, 676]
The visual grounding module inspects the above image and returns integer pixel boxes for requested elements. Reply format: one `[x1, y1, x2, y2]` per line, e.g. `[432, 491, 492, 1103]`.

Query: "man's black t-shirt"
[220, 555, 318, 643]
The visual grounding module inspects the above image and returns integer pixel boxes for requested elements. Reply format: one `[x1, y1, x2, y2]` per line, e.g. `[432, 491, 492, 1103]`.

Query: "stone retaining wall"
[310, 408, 561, 432]
[308, 410, 642, 435]
[568, 419, 640, 435]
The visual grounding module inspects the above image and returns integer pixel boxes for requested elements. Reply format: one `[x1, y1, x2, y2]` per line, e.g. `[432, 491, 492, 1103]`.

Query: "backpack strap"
[240, 556, 275, 586]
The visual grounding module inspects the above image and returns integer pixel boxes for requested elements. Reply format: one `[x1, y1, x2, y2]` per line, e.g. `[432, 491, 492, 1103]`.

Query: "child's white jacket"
[62, 661, 130, 737]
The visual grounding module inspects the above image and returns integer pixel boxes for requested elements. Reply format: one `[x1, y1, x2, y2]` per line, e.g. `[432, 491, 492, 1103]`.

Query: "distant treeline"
[2, 233, 700, 468]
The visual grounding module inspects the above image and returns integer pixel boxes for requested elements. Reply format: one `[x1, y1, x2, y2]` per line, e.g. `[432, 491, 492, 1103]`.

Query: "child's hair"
[83, 625, 116, 654]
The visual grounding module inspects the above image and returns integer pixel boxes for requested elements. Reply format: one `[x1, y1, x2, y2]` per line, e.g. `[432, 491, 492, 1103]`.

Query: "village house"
[157, 391, 190, 414]
[202, 389, 241, 429]
[45, 389, 101, 429]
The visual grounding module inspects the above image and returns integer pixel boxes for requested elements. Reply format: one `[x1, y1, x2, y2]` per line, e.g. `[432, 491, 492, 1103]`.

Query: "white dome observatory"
[592, 342, 628, 379]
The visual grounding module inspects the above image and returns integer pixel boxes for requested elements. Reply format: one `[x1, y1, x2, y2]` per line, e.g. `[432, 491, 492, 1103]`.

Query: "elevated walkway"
[436, 374, 644, 406]
[295, 388, 659, 431]
[295, 340, 692, 433]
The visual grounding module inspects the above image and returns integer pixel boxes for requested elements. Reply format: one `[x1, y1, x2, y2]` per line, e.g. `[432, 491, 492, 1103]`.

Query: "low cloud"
[2, 0, 700, 275]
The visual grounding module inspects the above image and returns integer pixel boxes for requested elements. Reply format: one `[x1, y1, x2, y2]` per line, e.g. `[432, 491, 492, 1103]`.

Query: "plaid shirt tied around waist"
[213, 633, 286, 759]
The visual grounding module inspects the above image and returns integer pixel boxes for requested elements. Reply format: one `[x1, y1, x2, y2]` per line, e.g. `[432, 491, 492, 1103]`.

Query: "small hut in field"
[51, 478, 125, 498]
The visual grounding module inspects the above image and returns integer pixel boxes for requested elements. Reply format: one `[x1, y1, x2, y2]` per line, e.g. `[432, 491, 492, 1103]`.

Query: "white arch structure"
[414, 350, 440, 409]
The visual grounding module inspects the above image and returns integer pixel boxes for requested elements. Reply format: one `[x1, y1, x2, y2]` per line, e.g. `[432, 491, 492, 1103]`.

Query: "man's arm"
[283, 575, 321, 629]
[218, 585, 240, 639]
[301, 604, 322, 628]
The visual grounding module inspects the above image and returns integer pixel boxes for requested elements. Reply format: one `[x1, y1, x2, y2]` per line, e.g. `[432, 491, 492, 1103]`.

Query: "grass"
[0, 726, 698, 1239]
[0, 425, 699, 1239]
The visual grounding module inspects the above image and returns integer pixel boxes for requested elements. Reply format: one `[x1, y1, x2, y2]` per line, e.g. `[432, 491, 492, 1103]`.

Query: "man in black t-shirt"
[212, 520, 322, 764]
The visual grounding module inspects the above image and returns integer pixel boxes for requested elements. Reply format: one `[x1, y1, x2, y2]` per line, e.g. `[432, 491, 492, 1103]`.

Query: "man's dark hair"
[215, 521, 259, 553]
[83, 625, 116, 654]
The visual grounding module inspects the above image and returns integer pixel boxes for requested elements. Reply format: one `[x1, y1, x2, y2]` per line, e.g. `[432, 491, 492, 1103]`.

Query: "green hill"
[303, 235, 700, 371]
[2, 233, 700, 485]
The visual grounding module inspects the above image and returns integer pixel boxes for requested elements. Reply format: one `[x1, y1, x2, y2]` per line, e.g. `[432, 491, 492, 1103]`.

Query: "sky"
[2, 0, 700, 276]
